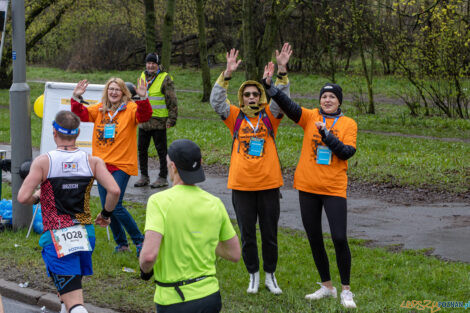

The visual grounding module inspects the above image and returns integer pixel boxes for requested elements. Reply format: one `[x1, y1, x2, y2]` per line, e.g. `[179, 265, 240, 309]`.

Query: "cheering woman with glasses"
[209, 43, 292, 295]
[71, 77, 152, 257]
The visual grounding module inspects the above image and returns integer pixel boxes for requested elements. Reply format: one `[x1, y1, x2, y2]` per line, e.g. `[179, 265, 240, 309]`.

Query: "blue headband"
[52, 121, 79, 135]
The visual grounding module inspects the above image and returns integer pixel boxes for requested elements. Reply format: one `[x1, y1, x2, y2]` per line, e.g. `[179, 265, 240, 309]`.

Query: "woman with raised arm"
[263, 62, 358, 309]
[209, 44, 292, 294]
[71, 77, 152, 257]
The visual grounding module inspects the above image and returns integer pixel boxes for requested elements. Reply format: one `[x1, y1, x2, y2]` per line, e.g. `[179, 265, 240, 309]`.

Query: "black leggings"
[232, 189, 280, 274]
[299, 191, 351, 285]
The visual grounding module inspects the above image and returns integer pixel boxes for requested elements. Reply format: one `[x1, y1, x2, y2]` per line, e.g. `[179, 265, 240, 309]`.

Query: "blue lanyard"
[244, 114, 262, 134]
[323, 116, 339, 131]
[108, 103, 126, 122]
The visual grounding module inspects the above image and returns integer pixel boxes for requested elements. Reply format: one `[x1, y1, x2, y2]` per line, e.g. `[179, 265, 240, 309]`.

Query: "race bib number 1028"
[51, 225, 91, 258]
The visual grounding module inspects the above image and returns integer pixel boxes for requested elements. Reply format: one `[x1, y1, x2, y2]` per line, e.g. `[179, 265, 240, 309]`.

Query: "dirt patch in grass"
[0, 257, 55, 293]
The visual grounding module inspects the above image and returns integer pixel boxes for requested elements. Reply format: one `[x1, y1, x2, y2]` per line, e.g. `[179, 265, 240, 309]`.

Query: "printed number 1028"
[61, 231, 83, 241]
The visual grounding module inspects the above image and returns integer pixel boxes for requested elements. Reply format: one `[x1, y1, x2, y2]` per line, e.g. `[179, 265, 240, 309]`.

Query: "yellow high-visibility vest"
[141, 71, 169, 117]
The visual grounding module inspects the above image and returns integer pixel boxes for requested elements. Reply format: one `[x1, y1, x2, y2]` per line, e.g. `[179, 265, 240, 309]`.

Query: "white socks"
[69, 304, 88, 313]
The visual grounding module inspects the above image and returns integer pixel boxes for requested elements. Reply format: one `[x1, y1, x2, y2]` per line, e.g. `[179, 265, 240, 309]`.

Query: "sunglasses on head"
[243, 91, 260, 97]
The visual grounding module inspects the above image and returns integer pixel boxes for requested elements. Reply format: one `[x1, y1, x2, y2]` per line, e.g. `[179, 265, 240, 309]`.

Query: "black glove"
[262, 77, 272, 89]
[140, 267, 154, 281]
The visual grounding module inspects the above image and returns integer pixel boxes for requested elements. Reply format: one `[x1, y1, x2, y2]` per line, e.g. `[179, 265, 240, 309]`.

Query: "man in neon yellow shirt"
[139, 139, 240, 312]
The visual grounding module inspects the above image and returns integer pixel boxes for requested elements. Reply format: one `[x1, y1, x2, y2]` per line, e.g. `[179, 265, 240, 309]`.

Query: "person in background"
[139, 139, 240, 313]
[263, 61, 358, 309]
[209, 43, 292, 294]
[134, 52, 178, 189]
[71, 77, 152, 256]
[18, 110, 120, 313]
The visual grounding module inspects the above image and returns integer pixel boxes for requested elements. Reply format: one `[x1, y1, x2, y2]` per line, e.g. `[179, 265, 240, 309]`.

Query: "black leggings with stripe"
[299, 191, 351, 285]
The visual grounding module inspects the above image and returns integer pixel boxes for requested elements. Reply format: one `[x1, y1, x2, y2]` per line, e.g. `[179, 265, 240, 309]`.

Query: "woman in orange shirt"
[71, 78, 152, 257]
[263, 62, 358, 309]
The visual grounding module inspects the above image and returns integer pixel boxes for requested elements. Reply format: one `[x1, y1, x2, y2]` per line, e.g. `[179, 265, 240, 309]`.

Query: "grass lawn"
[0, 66, 468, 312]
[0, 185, 468, 313]
[0, 66, 468, 194]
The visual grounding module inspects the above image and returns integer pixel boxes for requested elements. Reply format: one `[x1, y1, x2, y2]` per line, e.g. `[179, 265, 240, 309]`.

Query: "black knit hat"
[168, 139, 205, 184]
[145, 53, 160, 65]
[319, 83, 343, 104]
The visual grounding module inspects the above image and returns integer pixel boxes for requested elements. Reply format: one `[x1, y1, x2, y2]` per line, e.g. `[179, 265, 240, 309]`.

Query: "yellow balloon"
[34, 94, 44, 118]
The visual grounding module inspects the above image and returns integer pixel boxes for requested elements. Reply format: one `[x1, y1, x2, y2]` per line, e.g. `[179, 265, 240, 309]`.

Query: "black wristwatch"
[100, 209, 112, 219]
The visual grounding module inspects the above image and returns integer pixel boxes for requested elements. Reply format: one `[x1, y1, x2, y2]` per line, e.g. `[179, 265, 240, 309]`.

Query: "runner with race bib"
[18, 111, 120, 313]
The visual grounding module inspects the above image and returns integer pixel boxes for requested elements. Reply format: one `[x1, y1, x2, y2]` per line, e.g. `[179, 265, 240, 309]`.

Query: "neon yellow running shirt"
[144, 185, 236, 305]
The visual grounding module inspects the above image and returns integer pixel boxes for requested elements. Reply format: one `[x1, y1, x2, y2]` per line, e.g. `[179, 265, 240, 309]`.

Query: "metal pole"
[9, 0, 31, 229]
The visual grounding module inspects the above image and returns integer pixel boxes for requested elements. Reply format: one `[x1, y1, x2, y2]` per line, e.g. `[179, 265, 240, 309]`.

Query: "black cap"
[145, 53, 160, 65]
[168, 139, 205, 184]
[319, 83, 343, 104]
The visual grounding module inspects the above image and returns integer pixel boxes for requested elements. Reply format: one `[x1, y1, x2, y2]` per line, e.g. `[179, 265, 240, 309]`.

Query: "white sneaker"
[341, 289, 357, 308]
[265, 272, 282, 294]
[305, 282, 337, 300]
[247, 271, 259, 293]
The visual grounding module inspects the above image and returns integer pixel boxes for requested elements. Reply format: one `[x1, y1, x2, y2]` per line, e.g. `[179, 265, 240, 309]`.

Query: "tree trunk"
[353, 0, 374, 114]
[195, 0, 211, 102]
[359, 41, 374, 114]
[143, 0, 157, 54]
[161, 0, 175, 71]
[0, 0, 70, 88]
[328, 44, 336, 83]
[242, 0, 257, 80]
[257, 7, 278, 79]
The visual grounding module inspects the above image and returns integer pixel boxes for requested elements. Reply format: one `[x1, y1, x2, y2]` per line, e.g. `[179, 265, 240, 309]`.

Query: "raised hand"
[275, 43, 293, 72]
[136, 77, 147, 98]
[73, 80, 88, 98]
[225, 48, 242, 77]
[263, 62, 275, 86]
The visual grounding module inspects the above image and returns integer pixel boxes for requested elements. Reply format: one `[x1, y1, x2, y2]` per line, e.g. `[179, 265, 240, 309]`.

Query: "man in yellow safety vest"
[135, 52, 178, 188]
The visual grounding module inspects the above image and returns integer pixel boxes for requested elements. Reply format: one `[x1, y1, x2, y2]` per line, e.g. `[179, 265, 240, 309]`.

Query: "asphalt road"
[2, 144, 470, 263]
[1, 296, 52, 313]
[119, 169, 470, 263]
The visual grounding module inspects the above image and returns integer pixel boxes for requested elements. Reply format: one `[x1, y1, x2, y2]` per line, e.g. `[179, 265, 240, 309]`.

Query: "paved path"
[120, 168, 470, 263]
[0, 279, 118, 313]
[1, 144, 469, 263]
[1, 296, 52, 313]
